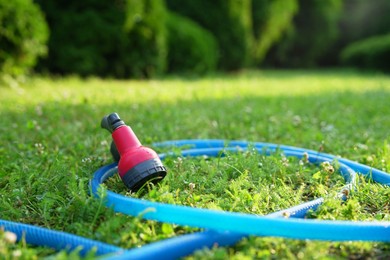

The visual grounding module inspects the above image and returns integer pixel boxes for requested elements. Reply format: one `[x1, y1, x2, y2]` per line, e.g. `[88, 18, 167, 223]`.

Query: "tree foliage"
[251, 0, 298, 65]
[166, 0, 253, 71]
[4, 0, 390, 78]
[340, 0, 390, 44]
[0, 0, 48, 76]
[166, 12, 218, 75]
[122, 0, 167, 78]
[341, 34, 390, 72]
[35, 0, 167, 78]
[264, 0, 343, 67]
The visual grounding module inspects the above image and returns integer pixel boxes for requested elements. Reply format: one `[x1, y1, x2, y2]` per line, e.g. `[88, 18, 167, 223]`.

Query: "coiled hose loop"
[2, 140, 390, 259]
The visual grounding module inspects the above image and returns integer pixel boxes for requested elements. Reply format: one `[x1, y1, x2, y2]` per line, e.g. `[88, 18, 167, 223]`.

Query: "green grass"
[1, 69, 390, 259]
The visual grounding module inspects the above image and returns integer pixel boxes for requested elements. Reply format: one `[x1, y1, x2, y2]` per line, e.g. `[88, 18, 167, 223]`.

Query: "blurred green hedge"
[0, 0, 48, 76]
[264, 0, 343, 68]
[166, 12, 218, 75]
[341, 34, 390, 72]
[340, 0, 390, 44]
[35, 0, 167, 78]
[166, 0, 253, 71]
[251, 0, 298, 65]
[122, 0, 167, 78]
[2, 0, 390, 78]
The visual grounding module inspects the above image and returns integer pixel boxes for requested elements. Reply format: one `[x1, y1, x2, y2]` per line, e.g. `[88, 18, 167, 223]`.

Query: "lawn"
[0, 70, 389, 259]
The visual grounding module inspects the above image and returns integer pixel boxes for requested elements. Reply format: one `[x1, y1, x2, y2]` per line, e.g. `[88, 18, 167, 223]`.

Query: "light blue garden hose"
[1, 139, 390, 259]
[0, 219, 122, 256]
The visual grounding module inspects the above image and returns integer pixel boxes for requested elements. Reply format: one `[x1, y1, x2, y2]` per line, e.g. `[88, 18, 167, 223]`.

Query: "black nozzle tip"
[101, 113, 125, 133]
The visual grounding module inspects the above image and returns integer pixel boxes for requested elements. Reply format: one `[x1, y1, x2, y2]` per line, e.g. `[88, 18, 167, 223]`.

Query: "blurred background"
[1, 0, 390, 80]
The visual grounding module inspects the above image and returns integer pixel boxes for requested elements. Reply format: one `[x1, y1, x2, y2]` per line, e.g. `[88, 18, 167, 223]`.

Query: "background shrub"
[166, 12, 218, 75]
[339, 0, 390, 44]
[251, 0, 298, 65]
[35, 0, 123, 77]
[0, 0, 48, 76]
[264, 0, 343, 68]
[166, 0, 253, 71]
[320, 0, 390, 66]
[341, 34, 390, 72]
[35, 0, 167, 78]
[121, 0, 167, 78]
[5, 0, 388, 78]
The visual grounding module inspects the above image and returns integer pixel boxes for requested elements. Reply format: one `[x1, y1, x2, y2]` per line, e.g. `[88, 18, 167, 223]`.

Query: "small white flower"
[321, 161, 331, 167]
[13, 250, 22, 257]
[35, 105, 43, 116]
[302, 152, 309, 163]
[281, 156, 289, 167]
[34, 143, 45, 154]
[321, 161, 334, 174]
[4, 231, 17, 244]
[82, 157, 92, 163]
[292, 115, 302, 126]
